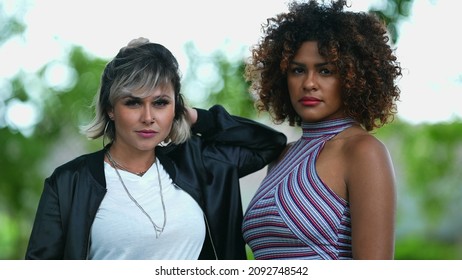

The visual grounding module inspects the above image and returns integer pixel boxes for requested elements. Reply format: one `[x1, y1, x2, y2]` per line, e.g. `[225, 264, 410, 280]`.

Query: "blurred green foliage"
[182, 41, 256, 118]
[370, 0, 413, 44]
[0, 46, 107, 258]
[376, 120, 462, 260]
[2, 0, 462, 260]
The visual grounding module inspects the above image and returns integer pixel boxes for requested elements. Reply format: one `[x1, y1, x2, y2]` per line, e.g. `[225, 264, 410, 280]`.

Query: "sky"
[1, 0, 461, 128]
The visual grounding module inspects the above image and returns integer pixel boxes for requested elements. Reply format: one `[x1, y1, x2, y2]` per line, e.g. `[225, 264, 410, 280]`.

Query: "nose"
[141, 105, 155, 124]
[303, 71, 317, 91]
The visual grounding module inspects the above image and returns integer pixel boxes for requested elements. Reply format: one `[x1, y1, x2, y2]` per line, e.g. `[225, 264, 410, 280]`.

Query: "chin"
[136, 143, 159, 151]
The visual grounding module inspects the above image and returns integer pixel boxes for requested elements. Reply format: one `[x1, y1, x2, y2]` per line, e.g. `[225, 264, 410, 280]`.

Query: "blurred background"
[1, 0, 461, 259]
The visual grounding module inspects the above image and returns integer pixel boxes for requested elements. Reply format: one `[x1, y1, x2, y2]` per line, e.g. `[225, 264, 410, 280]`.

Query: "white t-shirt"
[89, 159, 206, 259]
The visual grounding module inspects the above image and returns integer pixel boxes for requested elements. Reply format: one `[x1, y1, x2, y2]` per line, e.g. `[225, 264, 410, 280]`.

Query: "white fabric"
[89, 159, 206, 260]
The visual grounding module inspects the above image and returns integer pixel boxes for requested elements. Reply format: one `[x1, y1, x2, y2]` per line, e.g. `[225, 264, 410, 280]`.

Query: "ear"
[107, 108, 114, 120]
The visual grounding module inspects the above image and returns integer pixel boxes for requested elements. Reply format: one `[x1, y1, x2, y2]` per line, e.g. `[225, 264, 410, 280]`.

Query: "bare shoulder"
[340, 127, 396, 260]
[342, 130, 390, 162]
[337, 126, 395, 190]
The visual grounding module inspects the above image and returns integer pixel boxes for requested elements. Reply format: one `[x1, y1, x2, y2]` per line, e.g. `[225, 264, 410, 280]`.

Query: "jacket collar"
[88, 144, 178, 187]
[86, 148, 107, 187]
[155, 145, 178, 179]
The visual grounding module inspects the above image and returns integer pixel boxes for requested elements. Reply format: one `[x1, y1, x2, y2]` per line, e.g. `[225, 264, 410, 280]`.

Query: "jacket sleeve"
[192, 105, 287, 177]
[25, 174, 65, 259]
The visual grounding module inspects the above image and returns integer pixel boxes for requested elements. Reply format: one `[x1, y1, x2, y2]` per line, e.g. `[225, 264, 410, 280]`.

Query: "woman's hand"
[186, 107, 198, 125]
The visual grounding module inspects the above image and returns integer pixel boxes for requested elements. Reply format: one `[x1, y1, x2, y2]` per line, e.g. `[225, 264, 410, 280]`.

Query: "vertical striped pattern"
[242, 118, 356, 259]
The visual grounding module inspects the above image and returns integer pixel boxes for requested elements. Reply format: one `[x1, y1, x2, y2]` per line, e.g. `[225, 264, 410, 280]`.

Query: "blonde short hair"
[81, 38, 191, 144]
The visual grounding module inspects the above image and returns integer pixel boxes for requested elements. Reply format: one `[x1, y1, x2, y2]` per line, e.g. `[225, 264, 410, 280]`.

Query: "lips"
[136, 130, 157, 138]
[299, 96, 321, 106]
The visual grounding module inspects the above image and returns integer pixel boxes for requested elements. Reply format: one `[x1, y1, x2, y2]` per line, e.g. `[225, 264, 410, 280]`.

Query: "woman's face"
[287, 41, 345, 123]
[108, 84, 175, 153]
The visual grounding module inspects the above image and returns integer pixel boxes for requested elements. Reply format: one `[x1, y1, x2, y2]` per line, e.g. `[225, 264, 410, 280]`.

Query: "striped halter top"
[242, 118, 356, 259]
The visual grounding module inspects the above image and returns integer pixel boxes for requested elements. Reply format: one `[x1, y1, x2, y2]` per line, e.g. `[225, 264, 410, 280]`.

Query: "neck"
[301, 117, 357, 139]
[106, 144, 156, 175]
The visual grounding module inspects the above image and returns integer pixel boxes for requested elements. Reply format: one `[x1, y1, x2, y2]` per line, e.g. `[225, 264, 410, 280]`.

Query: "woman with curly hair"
[242, 0, 402, 259]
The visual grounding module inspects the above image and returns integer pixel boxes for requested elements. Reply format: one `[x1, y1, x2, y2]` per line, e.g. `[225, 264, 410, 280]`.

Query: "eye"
[123, 98, 141, 107]
[153, 98, 171, 108]
[318, 62, 338, 76]
[289, 66, 305, 75]
[319, 66, 337, 76]
[319, 68, 332, 75]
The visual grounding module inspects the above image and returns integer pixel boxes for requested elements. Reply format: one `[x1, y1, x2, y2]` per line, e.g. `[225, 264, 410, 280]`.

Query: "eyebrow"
[122, 93, 173, 100]
[290, 61, 331, 68]
[154, 94, 173, 100]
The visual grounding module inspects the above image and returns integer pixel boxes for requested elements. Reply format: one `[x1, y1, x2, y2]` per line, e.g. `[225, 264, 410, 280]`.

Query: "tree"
[370, 0, 413, 44]
[0, 44, 106, 258]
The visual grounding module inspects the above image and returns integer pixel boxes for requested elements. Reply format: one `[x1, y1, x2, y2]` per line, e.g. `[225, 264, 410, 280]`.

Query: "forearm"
[192, 105, 287, 151]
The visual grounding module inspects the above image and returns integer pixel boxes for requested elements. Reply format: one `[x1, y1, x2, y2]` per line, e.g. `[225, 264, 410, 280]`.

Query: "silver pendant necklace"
[106, 153, 149, 176]
[106, 151, 167, 238]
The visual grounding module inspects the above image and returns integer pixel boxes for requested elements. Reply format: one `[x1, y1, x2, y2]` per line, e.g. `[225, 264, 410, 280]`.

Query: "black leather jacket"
[25, 105, 287, 260]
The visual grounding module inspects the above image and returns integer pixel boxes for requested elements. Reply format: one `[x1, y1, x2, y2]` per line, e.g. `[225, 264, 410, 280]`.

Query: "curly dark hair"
[245, 0, 402, 130]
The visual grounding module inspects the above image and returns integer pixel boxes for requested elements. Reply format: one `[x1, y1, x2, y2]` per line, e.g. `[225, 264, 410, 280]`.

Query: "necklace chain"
[106, 151, 167, 238]
[106, 154, 150, 176]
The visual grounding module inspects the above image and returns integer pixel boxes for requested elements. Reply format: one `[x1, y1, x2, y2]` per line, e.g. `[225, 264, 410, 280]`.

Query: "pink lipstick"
[136, 130, 157, 138]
